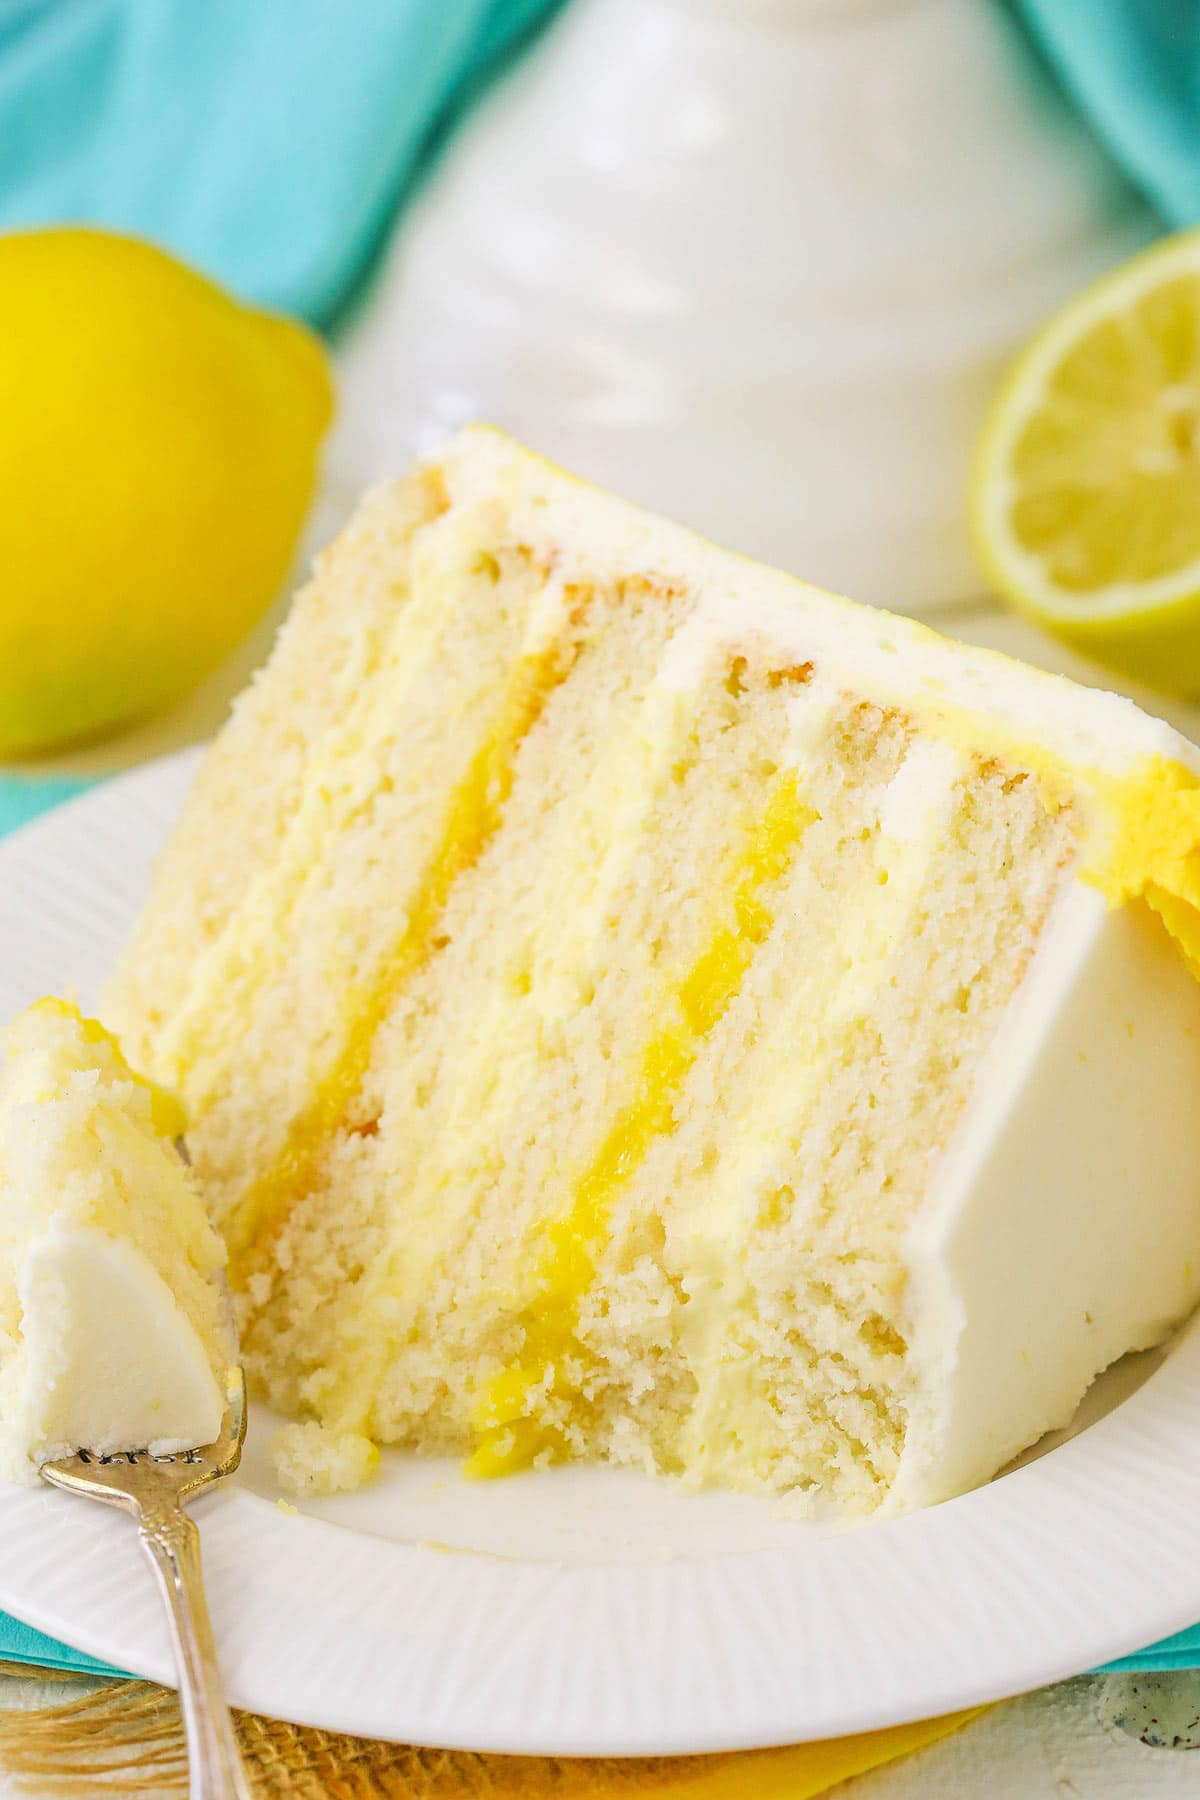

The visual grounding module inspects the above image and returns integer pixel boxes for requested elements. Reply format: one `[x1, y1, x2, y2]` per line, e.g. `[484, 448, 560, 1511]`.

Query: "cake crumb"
[272, 1421, 379, 1496]
[246, 1272, 272, 1308]
[276, 1498, 299, 1517]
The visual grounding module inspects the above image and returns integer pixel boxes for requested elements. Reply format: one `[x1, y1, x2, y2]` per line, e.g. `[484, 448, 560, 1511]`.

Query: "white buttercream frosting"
[896, 886, 1200, 1508]
[444, 425, 1200, 785]
[20, 1224, 225, 1467]
[0, 1001, 228, 1484]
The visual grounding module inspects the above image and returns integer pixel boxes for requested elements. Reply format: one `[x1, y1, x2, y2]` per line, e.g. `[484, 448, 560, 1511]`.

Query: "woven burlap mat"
[0, 1669, 982, 1797]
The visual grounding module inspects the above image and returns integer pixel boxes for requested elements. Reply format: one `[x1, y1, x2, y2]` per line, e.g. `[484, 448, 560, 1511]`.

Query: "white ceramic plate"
[1, 752, 1199, 1754]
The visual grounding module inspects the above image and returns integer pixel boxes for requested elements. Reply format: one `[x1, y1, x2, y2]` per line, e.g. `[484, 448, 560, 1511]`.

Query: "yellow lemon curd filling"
[116, 577, 1200, 1492]
[468, 770, 816, 1476]
[210, 728, 1200, 1483]
[228, 644, 564, 1270]
[463, 740, 1200, 1480]
[94, 428, 1200, 1506]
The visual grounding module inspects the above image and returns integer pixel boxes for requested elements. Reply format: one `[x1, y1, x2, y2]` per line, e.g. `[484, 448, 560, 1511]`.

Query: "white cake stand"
[331, 0, 1155, 615]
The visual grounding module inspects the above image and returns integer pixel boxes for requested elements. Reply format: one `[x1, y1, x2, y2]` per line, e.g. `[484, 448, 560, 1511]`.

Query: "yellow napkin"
[0, 1675, 984, 1797]
[589, 1709, 985, 1797]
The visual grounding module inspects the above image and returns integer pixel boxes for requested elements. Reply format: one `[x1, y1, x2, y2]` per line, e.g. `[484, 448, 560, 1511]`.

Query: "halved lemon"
[970, 229, 1200, 696]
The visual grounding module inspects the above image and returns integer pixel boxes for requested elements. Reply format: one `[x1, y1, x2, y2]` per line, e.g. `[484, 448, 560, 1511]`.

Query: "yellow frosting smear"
[24, 996, 187, 1139]
[1086, 755, 1200, 978]
[228, 644, 565, 1269]
[468, 770, 816, 1478]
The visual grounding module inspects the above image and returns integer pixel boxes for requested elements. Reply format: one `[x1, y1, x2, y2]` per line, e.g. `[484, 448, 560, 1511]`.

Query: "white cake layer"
[897, 883, 1200, 1510]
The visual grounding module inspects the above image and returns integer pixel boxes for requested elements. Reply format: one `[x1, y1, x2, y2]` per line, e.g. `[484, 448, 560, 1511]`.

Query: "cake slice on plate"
[107, 427, 1200, 1514]
[0, 998, 229, 1483]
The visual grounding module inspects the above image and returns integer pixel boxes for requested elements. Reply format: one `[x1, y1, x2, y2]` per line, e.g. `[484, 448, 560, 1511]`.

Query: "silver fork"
[41, 1363, 253, 1800]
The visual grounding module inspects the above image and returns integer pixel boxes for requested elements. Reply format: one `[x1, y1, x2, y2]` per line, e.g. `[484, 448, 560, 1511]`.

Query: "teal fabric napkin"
[0, 0, 563, 327]
[1, 773, 1200, 1677]
[0, 1615, 122, 1680]
[1105, 1624, 1200, 1674]
[0, 774, 90, 838]
[1012, 1, 1199, 225]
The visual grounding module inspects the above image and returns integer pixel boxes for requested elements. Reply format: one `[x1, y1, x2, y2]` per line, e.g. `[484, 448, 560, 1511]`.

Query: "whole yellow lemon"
[0, 228, 334, 754]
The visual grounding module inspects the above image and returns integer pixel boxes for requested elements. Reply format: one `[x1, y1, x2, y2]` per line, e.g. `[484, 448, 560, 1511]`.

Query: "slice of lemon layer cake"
[106, 427, 1200, 1514]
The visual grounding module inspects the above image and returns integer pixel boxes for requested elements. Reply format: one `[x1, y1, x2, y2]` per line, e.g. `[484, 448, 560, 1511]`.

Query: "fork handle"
[139, 1507, 253, 1800]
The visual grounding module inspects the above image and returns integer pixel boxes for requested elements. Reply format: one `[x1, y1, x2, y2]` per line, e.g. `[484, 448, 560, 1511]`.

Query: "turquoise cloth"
[1012, 1, 1200, 224]
[0, 1615, 122, 1681]
[0, 774, 91, 839]
[0, 0, 563, 327]
[0, 783, 1196, 1684]
[1105, 1623, 1200, 1674]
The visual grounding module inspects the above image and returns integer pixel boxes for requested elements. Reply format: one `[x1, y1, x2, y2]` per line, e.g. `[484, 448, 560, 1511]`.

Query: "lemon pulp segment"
[1007, 272, 1200, 593]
